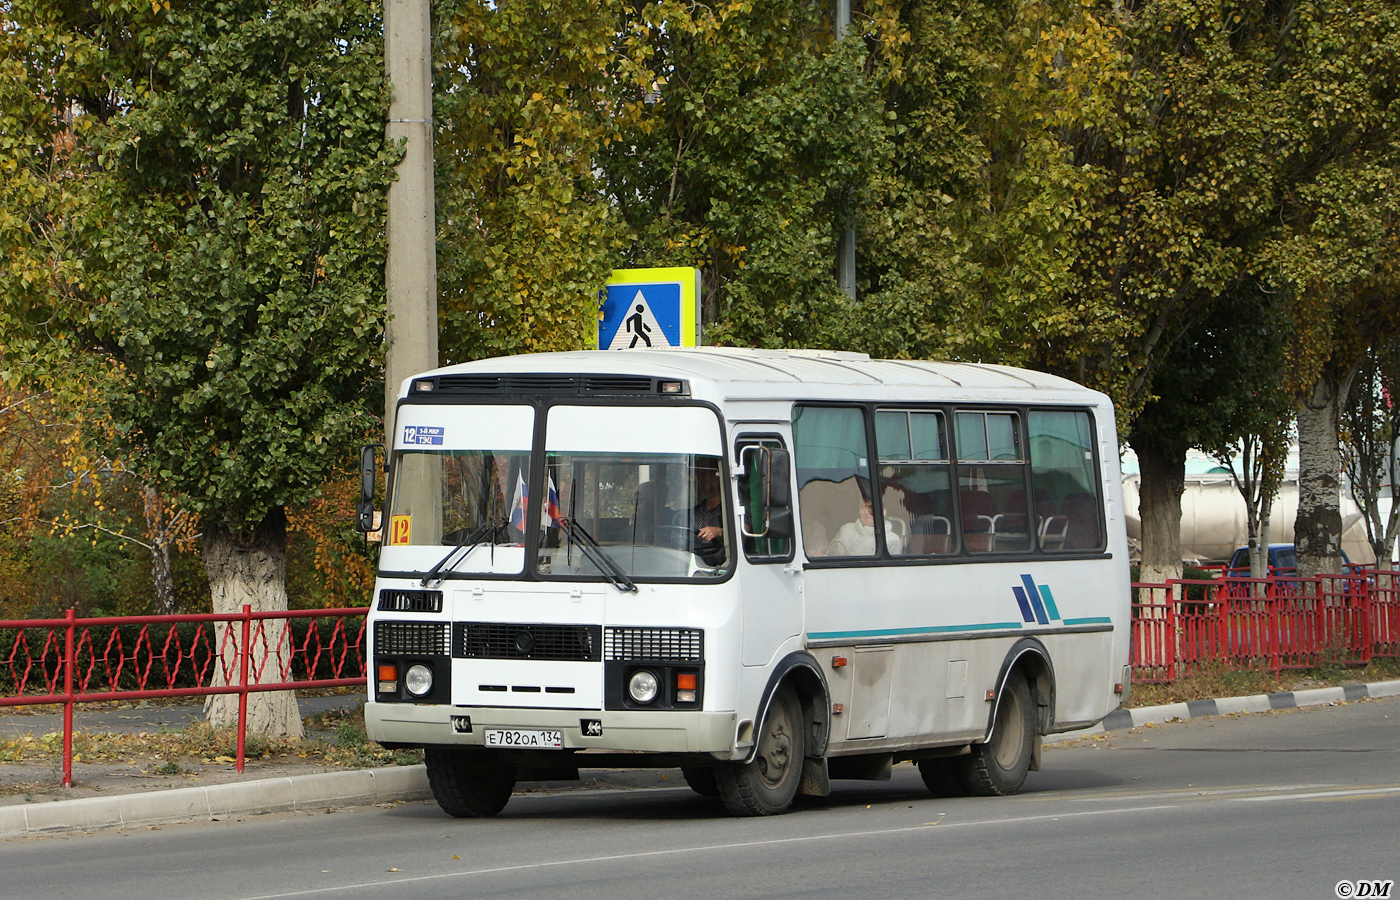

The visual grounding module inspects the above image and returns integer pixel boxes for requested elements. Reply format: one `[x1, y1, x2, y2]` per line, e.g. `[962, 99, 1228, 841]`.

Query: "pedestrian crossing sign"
[599, 267, 701, 350]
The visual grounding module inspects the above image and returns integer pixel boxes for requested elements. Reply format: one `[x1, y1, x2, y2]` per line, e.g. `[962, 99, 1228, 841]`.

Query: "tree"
[1341, 340, 1400, 567]
[0, 0, 397, 735]
[433, 0, 649, 362]
[593, 0, 888, 348]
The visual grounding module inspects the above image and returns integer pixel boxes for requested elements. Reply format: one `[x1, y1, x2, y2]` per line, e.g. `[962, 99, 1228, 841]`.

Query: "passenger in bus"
[679, 462, 726, 565]
[827, 496, 902, 556]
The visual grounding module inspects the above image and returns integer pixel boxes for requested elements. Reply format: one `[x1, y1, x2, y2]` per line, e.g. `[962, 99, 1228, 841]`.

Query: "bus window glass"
[538, 405, 730, 581]
[877, 410, 955, 556]
[793, 406, 876, 558]
[875, 412, 911, 461]
[911, 413, 945, 460]
[540, 453, 730, 579]
[955, 412, 987, 460]
[1028, 410, 1103, 551]
[955, 410, 1030, 554]
[987, 413, 1020, 460]
[385, 404, 534, 575]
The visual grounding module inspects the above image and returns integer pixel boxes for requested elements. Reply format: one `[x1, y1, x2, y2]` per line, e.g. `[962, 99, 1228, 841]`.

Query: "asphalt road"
[4, 697, 1396, 900]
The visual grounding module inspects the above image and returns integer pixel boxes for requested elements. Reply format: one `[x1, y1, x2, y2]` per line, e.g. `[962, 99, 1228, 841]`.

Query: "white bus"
[359, 348, 1131, 817]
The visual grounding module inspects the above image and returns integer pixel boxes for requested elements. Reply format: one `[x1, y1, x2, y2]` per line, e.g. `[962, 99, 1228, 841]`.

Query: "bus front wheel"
[681, 765, 720, 796]
[424, 747, 518, 817]
[716, 685, 805, 816]
[957, 672, 1035, 796]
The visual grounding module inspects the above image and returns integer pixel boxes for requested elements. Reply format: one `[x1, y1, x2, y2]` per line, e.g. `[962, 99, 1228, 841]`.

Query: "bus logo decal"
[1014, 575, 1061, 626]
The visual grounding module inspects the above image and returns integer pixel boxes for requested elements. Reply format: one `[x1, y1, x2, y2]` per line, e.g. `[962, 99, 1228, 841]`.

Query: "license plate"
[483, 728, 564, 749]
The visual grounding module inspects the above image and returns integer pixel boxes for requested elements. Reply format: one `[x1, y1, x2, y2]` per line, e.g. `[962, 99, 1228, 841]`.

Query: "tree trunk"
[1295, 367, 1358, 580]
[1132, 435, 1186, 584]
[141, 484, 177, 616]
[203, 508, 304, 738]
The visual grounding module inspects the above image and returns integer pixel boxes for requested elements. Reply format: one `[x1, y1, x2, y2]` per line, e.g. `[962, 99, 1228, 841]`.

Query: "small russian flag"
[509, 471, 529, 531]
[547, 475, 561, 526]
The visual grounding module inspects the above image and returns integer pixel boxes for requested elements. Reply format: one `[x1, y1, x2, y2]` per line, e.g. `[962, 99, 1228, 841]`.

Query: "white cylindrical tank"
[1122, 473, 1379, 564]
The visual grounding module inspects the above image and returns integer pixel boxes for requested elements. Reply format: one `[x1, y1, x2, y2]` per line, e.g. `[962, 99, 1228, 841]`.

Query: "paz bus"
[358, 348, 1131, 817]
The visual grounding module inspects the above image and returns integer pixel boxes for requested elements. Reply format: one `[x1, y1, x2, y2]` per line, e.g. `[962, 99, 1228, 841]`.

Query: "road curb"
[0, 764, 429, 839]
[1052, 678, 1400, 743]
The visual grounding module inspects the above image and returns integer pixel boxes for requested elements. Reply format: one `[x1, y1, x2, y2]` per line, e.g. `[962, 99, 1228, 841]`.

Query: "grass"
[1127, 656, 1400, 707]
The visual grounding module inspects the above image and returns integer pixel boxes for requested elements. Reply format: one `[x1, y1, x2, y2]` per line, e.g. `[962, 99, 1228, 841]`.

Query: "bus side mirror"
[357, 444, 381, 534]
[767, 449, 791, 507]
[738, 445, 793, 539]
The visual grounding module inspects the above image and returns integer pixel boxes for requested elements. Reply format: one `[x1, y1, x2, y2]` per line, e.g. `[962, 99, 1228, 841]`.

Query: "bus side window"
[875, 409, 956, 556]
[955, 411, 1030, 554]
[1027, 410, 1104, 552]
[792, 406, 874, 559]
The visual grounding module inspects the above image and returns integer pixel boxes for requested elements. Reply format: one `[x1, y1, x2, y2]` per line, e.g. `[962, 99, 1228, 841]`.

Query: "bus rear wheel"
[957, 672, 1035, 796]
[424, 747, 518, 817]
[916, 757, 967, 797]
[716, 685, 805, 816]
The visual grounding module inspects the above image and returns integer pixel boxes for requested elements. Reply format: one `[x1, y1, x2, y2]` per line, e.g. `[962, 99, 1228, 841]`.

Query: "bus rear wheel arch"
[956, 669, 1036, 796]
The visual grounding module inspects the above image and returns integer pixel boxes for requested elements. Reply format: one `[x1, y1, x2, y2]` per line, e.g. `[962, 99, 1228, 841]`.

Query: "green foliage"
[0, 0, 398, 537]
[597, 0, 886, 348]
[434, 0, 645, 361]
[857, 0, 1128, 374]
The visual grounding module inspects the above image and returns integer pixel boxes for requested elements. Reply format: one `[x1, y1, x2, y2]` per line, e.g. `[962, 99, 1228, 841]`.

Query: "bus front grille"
[455, 623, 602, 662]
[375, 621, 451, 656]
[604, 627, 703, 662]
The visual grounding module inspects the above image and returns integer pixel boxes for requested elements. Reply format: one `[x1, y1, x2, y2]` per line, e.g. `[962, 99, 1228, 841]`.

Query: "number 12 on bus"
[358, 348, 1131, 818]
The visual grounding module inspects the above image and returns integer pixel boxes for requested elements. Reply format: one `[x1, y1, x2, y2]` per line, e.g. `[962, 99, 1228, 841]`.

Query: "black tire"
[424, 747, 518, 817]
[680, 766, 720, 797]
[715, 685, 805, 816]
[956, 672, 1036, 796]
[916, 757, 967, 797]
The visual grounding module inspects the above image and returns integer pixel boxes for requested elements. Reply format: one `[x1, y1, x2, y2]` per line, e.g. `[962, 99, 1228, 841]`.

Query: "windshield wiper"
[555, 517, 638, 593]
[420, 516, 508, 587]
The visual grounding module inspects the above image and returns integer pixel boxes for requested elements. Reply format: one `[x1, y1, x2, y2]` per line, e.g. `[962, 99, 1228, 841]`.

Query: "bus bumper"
[366, 702, 738, 754]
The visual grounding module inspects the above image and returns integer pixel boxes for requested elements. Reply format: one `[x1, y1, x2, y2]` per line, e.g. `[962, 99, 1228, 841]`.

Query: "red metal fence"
[1132, 571, 1400, 683]
[0, 606, 368, 786]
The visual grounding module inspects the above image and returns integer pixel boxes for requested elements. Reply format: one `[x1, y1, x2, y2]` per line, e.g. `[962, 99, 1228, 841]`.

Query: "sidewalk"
[3, 680, 1398, 838]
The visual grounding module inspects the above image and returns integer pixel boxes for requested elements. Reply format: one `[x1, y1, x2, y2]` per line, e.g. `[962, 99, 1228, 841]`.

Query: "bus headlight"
[405, 664, 434, 697]
[628, 669, 659, 704]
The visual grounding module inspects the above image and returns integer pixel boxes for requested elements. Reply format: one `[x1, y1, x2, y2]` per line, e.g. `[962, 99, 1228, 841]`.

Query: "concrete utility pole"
[835, 0, 856, 301]
[383, 0, 438, 449]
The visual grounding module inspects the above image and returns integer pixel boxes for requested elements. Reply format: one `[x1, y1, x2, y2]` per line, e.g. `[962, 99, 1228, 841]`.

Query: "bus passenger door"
[734, 431, 803, 667]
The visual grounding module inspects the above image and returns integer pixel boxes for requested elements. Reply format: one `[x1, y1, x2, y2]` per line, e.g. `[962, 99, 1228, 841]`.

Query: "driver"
[680, 461, 726, 566]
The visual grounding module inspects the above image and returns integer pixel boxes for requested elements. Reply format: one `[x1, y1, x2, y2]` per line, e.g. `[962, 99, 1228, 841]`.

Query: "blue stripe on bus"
[1020, 574, 1049, 625]
[1062, 616, 1113, 626]
[1039, 583, 1061, 621]
[808, 622, 1027, 640]
[1012, 586, 1036, 623]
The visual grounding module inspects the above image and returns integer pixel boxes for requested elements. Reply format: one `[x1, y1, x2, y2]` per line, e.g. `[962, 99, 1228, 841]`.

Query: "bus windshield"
[538, 452, 730, 580]
[536, 405, 730, 582]
[384, 404, 534, 576]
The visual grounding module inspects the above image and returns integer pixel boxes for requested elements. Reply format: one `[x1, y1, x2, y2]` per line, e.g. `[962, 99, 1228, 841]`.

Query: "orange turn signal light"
[378, 664, 398, 682]
[676, 672, 698, 691]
